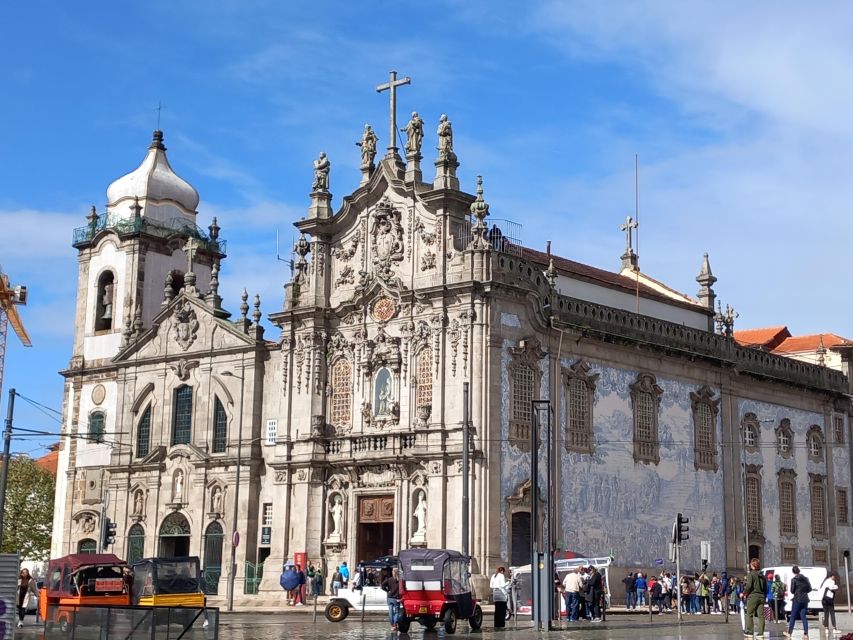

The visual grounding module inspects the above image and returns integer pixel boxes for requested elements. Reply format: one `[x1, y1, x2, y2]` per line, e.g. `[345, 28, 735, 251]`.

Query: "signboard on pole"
[233, 531, 240, 548]
[701, 541, 711, 562]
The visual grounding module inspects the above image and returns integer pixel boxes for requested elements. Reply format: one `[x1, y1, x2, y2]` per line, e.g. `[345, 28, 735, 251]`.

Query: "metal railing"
[323, 430, 425, 458]
[43, 603, 218, 639]
[72, 212, 226, 255]
[244, 561, 263, 595]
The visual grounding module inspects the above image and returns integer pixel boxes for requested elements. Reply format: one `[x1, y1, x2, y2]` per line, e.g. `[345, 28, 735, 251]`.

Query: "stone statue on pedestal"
[436, 114, 454, 160]
[402, 112, 424, 157]
[356, 125, 378, 169]
[328, 494, 344, 542]
[312, 152, 330, 191]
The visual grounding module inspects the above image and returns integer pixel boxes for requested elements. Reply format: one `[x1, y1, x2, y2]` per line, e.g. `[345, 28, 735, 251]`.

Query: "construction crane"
[0, 265, 30, 401]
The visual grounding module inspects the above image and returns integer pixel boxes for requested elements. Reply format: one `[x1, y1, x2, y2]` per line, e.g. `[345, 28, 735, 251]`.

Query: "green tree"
[1, 456, 54, 560]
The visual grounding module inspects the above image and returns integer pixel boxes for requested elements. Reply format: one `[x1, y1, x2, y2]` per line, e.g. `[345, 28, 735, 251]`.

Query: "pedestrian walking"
[313, 567, 324, 598]
[786, 565, 812, 640]
[331, 566, 343, 595]
[586, 566, 603, 622]
[381, 568, 402, 631]
[16, 568, 38, 628]
[490, 567, 509, 628]
[563, 567, 583, 621]
[622, 571, 636, 610]
[771, 574, 786, 622]
[742, 558, 768, 639]
[294, 564, 306, 605]
[340, 561, 350, 587]
[819, 571, 840, 635]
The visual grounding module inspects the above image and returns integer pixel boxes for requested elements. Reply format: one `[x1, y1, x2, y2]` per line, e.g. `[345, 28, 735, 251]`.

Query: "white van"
[763, 565, 828, 615]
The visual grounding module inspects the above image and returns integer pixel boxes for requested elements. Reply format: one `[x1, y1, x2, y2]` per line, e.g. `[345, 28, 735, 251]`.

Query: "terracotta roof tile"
[35, 449, 58, 475]
[733, 326, 791, 350]
[772, 333, 850, 354]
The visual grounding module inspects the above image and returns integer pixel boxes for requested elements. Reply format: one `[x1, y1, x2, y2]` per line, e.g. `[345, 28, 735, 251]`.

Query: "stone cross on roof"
[376, 70, 411, 158]
[620, 215, 638, 255]
[185, 236, 200, 274]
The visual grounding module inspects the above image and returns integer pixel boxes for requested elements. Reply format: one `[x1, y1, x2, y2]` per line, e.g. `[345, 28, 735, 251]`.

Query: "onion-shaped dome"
[106, 131, 199, 222]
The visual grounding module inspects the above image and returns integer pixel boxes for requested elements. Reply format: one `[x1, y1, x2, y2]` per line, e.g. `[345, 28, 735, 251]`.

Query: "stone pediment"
[114, 293, 256, 363]
[138, 445, 167, 465]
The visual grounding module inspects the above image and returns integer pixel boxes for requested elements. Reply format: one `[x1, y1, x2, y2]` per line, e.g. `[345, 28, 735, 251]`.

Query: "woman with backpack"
[819, 571, 840, 635]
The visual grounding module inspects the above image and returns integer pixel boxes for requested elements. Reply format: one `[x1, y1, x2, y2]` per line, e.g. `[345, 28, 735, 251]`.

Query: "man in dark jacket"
[787, 565, 812, 639]
[381, 568, 402, 631]
[622, 572, 637, 610]
[586, 566, 603, 622]
[742, 558, 767, 638]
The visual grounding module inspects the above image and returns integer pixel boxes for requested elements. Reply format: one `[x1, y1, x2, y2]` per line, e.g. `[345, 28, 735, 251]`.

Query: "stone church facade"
[52, 119, 853, 604]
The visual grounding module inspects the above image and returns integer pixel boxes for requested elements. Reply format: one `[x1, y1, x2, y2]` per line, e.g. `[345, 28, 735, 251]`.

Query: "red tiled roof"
[773, 333, 849, 354]
[733, 326, 791, 350]
[35, 445, 59, 476]
[522, 247, 704, 313]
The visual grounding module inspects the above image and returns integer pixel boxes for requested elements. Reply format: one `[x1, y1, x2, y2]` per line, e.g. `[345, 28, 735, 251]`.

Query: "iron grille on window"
[89, 411, 105, 444]
[780, 480, 796, 536]
[834, 416, 845, 444]
[694, 402, 715, 469]
[811, 482, 827, 537]
[567, 377, 592, 452]
[814, 548, 828, 565]
[266, 419, 277, 445]
[416, 348, 433, 410]
[782, 545, 798, 564]
[837, 488, 849, 525]
[262, 503, 273, 527]
[635, 392, 657, 461]
[136, 406, 151, 458]
[212, 398, 227, 453]
[744, 424, 758, 448]
[809, 433, 824, 460]
[331, 360, 352, 427]
[172, 385, 193, 445]
[746, 475, 762, 533]
[779, 431, 791, 454]
[512, 367, 534, 423]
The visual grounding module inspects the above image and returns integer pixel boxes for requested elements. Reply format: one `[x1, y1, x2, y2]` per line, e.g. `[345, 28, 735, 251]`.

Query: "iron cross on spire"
[376, 70, 411, 158]
[620, 215, 638, 255]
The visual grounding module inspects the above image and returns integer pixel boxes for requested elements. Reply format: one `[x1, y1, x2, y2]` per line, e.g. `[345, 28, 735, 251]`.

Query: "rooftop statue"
[312, 152, 330, 192]
[402, 111, 424, 156]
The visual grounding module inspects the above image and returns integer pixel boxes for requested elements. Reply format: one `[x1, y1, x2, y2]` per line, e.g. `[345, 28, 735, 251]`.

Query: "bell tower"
[69, 130, 222, 366]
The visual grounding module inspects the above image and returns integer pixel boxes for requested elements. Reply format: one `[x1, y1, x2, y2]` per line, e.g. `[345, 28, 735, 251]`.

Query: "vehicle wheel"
[469, 604, 483, 630]
[444, 608, 457, 634]
[397, 616, 411, 633]
[423, 617, 437, 630]
[59, 618, 71, 633]
[324, 602, 349, 622]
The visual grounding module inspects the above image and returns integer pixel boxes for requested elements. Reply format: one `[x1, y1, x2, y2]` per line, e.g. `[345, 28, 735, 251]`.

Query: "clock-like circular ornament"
[371, 296, 397, 322]
[91, 384, 106, 406]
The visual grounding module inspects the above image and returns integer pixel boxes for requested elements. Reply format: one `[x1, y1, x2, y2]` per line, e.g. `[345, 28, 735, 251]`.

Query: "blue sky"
[2, 1, 853, 455]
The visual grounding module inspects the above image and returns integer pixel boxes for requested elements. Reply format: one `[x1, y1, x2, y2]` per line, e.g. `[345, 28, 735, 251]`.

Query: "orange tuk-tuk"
[39, 553, 130, 630]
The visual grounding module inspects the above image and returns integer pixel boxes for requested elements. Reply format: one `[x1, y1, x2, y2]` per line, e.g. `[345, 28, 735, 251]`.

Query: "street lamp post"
[223, 370, 245, 612]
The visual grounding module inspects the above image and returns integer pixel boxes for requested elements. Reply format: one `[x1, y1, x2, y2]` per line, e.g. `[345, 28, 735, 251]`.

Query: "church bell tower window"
[172, 385, 193, 446]
[94, 270, 116, 332]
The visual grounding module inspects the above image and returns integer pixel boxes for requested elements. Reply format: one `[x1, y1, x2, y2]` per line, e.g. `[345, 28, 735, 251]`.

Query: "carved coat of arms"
[172, 299, 200, 351]
[370, 198, 404, 281]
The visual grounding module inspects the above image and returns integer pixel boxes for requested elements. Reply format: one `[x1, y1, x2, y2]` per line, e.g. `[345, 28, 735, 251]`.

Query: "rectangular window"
[834, 415, 845, 444]
[837, 488, 849, 526]
[811, 482, 827, 537]
[172, 386, 193, 445]
[781, 545, 798, 564]
[694, 402, 716, 470]
[746, 476, 762, 533]
[512, 367, 534, 423]
[265, 419, 278, 446]
[814, 548, 828, 565]
[780, 480, 796, 536]
[635, 392, 658, 463]
[567, 378, 592, 452]
[262, 503, 273, 527]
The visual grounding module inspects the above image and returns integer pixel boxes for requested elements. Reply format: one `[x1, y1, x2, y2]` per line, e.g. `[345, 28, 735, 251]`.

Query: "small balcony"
[323, 430, 426, 462]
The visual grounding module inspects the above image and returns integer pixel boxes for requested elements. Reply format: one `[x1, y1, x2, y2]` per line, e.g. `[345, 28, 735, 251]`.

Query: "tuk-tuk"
[130, 557, 205, 607]
[39, 553, 130, 630]
[397, 548, 483, 634]
[325, 555, 399, 622]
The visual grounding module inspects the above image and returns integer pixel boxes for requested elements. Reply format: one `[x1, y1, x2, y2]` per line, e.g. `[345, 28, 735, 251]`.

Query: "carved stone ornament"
[371, 296, 397, 323]
[429, 461, 442, 475]
[297, 469, 307, 481]
[171, 299, 200, 351]
[370, 197, 404, 281]
[358, 465, 397, 487]
[420, 251, 436, 271]
[91, 384, 106, 406]
[274, 469, 288, 483]
[336, 265, 355, 287]
[169, 358, 199, 382]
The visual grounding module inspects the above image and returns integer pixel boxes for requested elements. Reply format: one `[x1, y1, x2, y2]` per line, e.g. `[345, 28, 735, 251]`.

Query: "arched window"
[690, 385, 719, 471]
[330, 359, 352, 428]
[563, 360, 597, 454]
[776, 420, 793, 458]
[94, 270, 115, 332]
[203, 521, 224, 595]
[631, 373, 662, 465]
[415, 348, 432, 411]
[212, 397, 227, 454]
[127, 524, 145, 564]
[136, 406, 151, 458]
[742, 414, 760, 452]
[808, 427, 824, 461]
[78, 538, 97, 554]
[88, 411, 105, 444]
[172, 385, 193, 446]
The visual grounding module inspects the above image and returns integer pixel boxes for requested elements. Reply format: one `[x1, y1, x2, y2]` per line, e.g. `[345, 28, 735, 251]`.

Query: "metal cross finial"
[376, 71, 411, 158]
[185, 237, 200, 274]
[155, 102, 165, 130]
[620, 215, 638, 254]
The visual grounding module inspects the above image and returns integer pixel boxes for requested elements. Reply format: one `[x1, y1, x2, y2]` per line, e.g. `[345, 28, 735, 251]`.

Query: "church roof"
[106, 130, 199, 214]
[523, 247, 705, 313]
[733, 326, 791, 350]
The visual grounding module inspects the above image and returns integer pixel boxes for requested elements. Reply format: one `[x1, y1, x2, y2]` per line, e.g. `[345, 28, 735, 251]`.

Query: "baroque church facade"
[52, 112, 853, 603]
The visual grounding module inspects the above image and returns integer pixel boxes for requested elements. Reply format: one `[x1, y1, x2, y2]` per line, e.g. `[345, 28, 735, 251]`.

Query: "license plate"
[419, 606, 428, 614]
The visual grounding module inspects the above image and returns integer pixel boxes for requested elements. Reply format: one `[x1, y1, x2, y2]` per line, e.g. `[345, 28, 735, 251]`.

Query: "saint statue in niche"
[329, 494, 344, 540]
[211, 486, 222, 513]
[133, 490, 144, 515]
[413, 491, 427, 535]
[374, 368, 392, 416]
[173, 470, 184, 502]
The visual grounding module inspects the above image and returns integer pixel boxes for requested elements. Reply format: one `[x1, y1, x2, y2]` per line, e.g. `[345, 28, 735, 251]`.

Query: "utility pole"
[0, 388, 15, 547]
[462, 382, 469, 556]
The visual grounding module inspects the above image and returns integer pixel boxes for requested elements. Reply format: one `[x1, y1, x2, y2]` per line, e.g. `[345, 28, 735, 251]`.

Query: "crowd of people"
[278, 562, 326, 606]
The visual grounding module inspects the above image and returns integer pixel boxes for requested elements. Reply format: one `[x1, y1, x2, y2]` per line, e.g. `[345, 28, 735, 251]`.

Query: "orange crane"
[0, 265, 30, 400]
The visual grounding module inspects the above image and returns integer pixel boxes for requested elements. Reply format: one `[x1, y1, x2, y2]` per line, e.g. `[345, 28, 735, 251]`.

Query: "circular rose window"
[371, 296, 396, 322]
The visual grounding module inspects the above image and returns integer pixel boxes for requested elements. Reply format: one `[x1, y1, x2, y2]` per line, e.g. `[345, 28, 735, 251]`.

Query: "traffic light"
[676, 512, 690, 543]
[102, 517, 117, 548]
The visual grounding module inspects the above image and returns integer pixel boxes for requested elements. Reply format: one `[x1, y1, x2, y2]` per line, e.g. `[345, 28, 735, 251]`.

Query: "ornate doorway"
[356, 496, 394, 562]
[127, 524, 145, 564]
[203, 521, 224, 594]
[159, 512, 191, 557]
